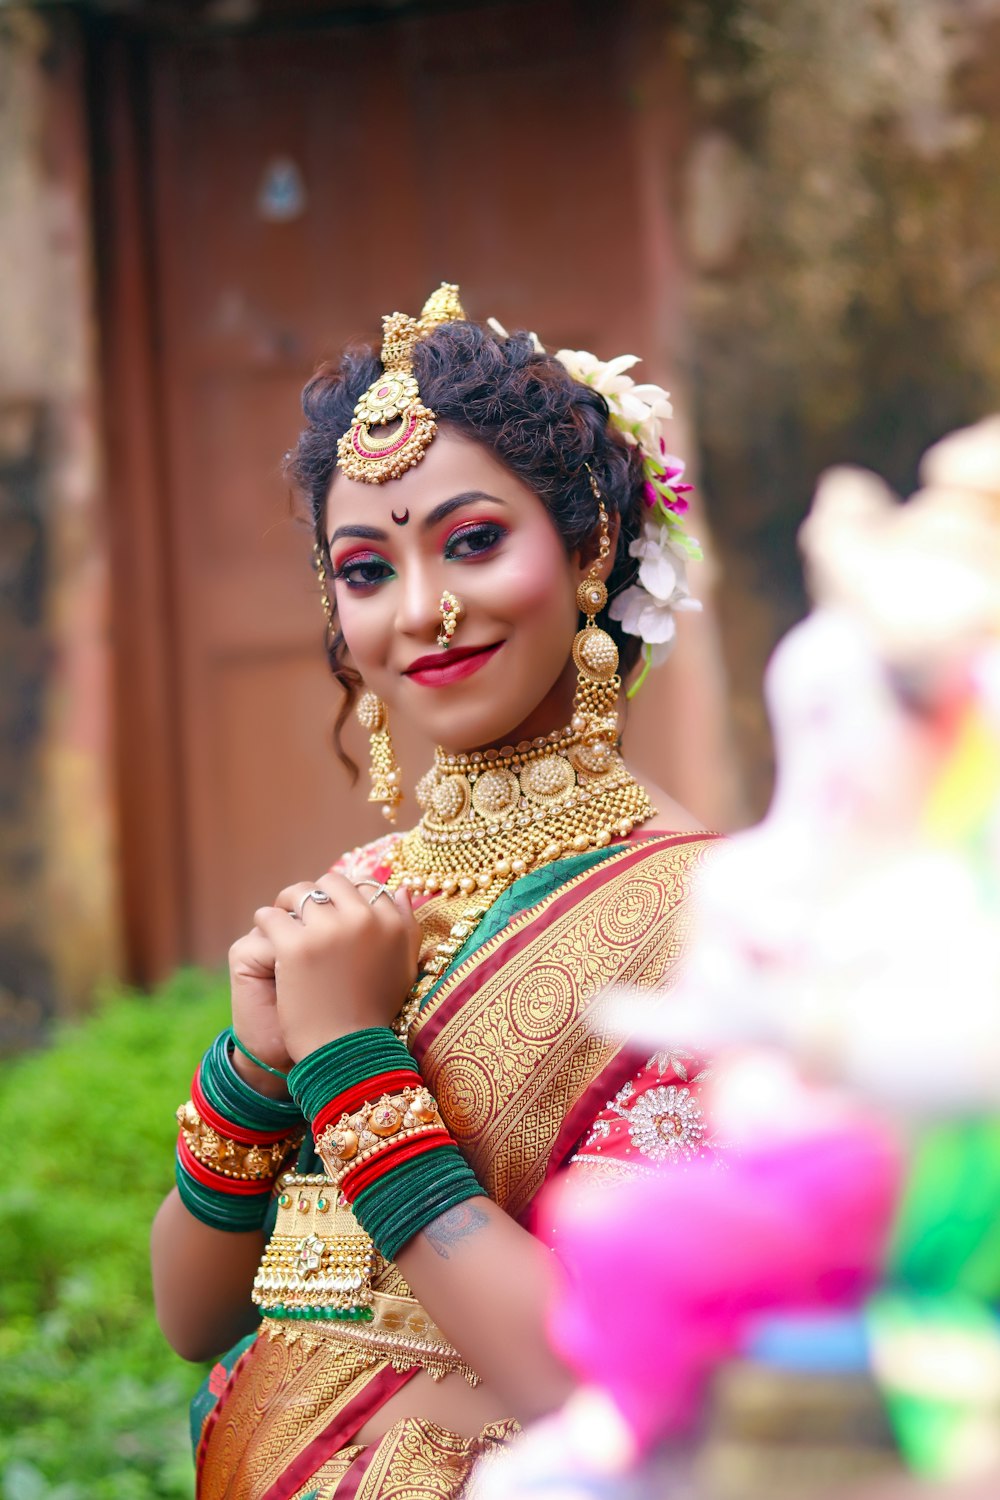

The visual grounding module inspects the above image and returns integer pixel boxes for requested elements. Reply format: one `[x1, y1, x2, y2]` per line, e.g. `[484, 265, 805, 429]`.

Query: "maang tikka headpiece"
[336, 283, 467, 483]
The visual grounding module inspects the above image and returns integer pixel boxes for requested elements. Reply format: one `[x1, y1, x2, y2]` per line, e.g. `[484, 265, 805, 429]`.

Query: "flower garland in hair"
[488, 321, 703, 696]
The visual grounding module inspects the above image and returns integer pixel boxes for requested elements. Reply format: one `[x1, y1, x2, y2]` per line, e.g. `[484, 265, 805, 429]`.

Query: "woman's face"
[325, 428, 602, 751]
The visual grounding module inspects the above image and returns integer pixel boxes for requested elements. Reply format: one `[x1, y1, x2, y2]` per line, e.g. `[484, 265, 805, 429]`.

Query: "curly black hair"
[287, 320, 645, 767]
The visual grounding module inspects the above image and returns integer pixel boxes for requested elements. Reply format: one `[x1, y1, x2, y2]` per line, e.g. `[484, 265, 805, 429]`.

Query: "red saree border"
[258, 1364, 418, 1500]
[410, 832, 710, 1063]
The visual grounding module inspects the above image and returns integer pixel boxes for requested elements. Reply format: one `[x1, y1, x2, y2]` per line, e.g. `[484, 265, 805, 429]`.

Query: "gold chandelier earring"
[356, 691, 404, 823]
[570, 483, 621, 776]
[436, 591, 464, 648]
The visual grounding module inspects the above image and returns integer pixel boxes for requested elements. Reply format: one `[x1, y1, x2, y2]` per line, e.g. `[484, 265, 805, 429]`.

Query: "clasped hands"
[228, 872, 422, 1086]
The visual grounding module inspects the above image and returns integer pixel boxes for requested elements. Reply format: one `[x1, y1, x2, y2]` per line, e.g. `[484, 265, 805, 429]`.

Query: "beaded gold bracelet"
[314, 1086, 446, 1190]
[176, 1100, 300, 1181]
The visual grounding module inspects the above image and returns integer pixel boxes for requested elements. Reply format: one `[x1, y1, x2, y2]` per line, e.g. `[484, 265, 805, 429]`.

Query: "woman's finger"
[273, 880, 328, 916]
[228, 924, 277, 976]
[254, 903, 302, 942]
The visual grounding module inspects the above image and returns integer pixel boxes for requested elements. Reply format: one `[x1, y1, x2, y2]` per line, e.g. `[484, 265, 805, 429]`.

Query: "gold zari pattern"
[415, 836, 719, 1218]
[263, 1285, 481, 1386]
[305, 1416, 519, 1499]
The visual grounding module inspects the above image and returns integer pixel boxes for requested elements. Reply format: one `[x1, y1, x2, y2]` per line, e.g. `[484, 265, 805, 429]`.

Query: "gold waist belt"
[253, 1174, 480, 1386]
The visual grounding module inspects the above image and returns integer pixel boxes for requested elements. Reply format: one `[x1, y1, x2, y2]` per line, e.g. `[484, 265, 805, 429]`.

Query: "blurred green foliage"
[0, 971, 230, 1499]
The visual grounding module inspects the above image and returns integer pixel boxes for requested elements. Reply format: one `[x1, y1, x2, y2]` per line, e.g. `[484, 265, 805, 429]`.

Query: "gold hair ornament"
[337, 284, 466, 484]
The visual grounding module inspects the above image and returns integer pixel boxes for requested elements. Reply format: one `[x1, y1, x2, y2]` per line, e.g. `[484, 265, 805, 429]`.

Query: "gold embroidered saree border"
[331, 1416, 519, 1499]
[197, 1334, 415, 1500]
[414, 835, 720, 1220]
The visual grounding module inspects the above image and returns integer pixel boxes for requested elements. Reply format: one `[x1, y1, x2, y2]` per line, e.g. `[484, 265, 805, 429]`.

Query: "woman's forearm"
[396, 1196, 575, 1422]
[151, 1188, 265, 1362]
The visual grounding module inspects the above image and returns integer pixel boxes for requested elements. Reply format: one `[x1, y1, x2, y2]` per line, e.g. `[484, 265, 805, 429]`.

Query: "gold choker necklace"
[388, 725, 655, 1029]
[389, 723, 654, 894]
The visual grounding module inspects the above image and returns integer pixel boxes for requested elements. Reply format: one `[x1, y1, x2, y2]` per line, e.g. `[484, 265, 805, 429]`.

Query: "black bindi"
[391, 508, 410, 526]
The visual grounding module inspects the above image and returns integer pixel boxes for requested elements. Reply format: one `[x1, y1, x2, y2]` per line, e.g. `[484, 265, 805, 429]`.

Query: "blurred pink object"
[541, 1068, 901, 1453]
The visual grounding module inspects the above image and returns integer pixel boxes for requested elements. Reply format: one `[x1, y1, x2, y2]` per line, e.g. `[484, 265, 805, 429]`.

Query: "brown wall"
[0, 8, 120, 1045]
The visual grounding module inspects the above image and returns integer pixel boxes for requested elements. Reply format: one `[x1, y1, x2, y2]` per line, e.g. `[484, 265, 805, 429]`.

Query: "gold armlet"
[315, 1086, 445, 1188]
[175, 1101, 301, 1181]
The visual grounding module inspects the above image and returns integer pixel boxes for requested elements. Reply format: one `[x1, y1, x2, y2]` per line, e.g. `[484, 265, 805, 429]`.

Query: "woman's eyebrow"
[328, 522, 388, 545]
[423, 492, 509, 529]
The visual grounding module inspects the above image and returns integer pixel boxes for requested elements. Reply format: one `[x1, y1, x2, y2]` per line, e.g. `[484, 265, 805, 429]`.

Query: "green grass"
[0, 971, 231, 1499]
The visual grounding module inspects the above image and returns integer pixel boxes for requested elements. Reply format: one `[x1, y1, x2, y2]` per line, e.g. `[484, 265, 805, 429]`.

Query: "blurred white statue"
[624, 416, 1000, 1112]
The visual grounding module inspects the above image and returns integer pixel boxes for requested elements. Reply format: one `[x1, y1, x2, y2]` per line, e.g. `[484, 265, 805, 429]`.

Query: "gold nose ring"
[436, 591, 464, 648]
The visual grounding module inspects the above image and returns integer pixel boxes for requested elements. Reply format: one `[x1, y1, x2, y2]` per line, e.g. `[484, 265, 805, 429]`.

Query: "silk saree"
[192, 830, 720, 1499]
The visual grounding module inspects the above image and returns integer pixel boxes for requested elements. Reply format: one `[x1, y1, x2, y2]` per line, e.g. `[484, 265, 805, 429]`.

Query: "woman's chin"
[391, 650, 575, 752]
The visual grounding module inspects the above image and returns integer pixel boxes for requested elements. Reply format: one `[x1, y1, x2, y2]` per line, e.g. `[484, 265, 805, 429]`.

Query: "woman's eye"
[333, 554, 394, 590]
[444, 522, 507, 560]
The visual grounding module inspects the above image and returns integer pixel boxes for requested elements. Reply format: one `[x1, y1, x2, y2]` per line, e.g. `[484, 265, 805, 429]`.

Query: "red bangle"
[176, 1133, 277, 1196]
[339, 1129, 453, 1203]
[191, 1070, 293, 1146]
[312, 1069, 422, 1138]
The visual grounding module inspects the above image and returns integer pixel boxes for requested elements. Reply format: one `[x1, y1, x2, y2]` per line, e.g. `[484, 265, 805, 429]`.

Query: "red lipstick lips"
[403, 642, 502, 688]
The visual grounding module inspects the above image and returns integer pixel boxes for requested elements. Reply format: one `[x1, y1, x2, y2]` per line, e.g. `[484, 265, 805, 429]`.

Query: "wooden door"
[131, 0, 676, 967]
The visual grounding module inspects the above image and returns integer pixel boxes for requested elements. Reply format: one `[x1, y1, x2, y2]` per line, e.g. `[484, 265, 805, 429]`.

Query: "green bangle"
[288, 1028, 415, 1121]
[174, 1151, 273, 1233]
[199, 1030, 303, 1134]
[230, 1031, 289, 1081]
[352, 1143, 487, 1261]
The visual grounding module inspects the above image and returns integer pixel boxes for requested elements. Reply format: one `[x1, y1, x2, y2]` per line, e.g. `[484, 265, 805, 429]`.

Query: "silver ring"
[355, 879, 394, 907]
[295, 888, 332, 920]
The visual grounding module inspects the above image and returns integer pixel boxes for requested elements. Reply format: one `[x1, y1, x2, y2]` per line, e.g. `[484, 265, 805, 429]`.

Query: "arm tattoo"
[425, 1202, 489, 1260]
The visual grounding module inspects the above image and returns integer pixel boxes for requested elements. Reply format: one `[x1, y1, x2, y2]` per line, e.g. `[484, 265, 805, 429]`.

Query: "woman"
[152, 285, 720, 1499]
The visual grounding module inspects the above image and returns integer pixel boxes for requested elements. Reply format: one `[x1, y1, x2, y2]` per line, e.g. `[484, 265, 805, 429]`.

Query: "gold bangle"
[176, 1101, 301, 1181]
[315, 1086, 445, 1188]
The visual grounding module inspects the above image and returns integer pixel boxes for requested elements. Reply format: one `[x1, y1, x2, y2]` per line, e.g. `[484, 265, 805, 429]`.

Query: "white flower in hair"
[553, 350, 675, 454]
[488, 317, 702, 691]
[610, 523, 703, 682]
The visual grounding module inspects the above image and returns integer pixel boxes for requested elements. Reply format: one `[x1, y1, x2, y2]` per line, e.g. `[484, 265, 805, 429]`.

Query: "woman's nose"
[395, 565, 444, 641]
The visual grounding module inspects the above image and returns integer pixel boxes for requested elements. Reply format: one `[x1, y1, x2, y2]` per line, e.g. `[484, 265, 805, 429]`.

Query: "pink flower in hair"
[661, 454, 694, 513]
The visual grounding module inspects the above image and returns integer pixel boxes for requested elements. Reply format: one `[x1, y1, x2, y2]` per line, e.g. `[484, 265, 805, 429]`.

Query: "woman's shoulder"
[329, 832, 402, 882]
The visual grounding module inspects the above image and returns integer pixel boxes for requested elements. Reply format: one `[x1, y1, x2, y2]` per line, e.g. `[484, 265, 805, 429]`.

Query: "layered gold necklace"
[387, 723, 654, 1032]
